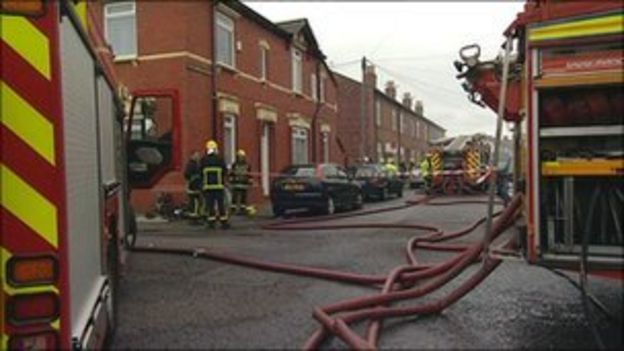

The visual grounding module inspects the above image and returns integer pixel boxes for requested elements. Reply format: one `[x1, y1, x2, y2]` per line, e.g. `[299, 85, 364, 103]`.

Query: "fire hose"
[131, 193, 522, 349]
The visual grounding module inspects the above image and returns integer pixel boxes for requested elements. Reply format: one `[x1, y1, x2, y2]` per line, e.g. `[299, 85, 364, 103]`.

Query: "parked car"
[348, 164, 404, 200]
[270, 163, 363, 217]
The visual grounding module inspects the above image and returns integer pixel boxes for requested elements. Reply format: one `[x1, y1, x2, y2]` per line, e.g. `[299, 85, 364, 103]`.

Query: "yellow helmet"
[237, 149, 246, 157]
[206, 140, 218, 150]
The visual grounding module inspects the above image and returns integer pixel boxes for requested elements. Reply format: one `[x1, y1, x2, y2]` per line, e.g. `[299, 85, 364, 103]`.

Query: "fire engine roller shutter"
[59, 14, 105, 338]
[1, 4, 67, 348]
[97, 77, 117, 185]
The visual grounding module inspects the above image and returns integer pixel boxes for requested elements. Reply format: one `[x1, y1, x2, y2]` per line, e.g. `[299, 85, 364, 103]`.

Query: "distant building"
[335, 65, 445, 166]
[90, 0, 340, 212]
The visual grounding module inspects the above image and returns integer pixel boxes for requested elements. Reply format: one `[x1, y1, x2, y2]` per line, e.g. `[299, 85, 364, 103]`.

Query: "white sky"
[244, 1, 525, 137]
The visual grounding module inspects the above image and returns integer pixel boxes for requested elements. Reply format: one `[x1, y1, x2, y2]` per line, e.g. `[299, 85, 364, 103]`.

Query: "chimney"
[402, 92, 413, 109]
[385, 81, 396, 99]
[415, 100, 424, 115]
[364, 64, 377, 89]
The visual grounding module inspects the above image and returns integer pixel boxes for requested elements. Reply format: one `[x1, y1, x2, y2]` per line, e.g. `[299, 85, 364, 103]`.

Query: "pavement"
[112, 193, 623, 350]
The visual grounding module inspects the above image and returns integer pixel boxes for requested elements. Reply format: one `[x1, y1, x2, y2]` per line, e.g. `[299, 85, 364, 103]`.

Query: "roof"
[225, 1, 335, 83]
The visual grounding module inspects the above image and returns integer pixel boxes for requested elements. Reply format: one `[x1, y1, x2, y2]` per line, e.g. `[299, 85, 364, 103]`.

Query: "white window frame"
[319, 72, 326, 102]
[223, 114, 237, 167]
[104, 1, 137, 59]
[216, 12, 236, 68]
[377, 142, 384, 163]
[392, 109, 397, 131]
[375, 100, 381, 127]
[291, 127, 309, 164]
[260, 45, 268, 80]
[322, 132, 330, 163]
[291, 48, 303, 93]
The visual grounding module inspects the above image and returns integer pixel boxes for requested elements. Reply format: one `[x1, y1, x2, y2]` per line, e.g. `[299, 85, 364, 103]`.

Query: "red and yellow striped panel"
[1, 3, 67, 348]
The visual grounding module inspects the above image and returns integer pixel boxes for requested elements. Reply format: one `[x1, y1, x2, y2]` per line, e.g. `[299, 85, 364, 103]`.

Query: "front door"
[261, 123, 271, 196]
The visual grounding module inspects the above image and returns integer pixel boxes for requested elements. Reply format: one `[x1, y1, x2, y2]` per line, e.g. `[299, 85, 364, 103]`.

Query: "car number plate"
[284, 184, 305, 191]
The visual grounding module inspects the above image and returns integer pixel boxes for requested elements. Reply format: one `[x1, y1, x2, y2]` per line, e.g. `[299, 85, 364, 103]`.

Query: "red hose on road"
[132, 193, 520, 350]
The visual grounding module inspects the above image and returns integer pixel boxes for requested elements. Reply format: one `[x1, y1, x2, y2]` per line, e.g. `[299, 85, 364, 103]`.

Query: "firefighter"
[184, 150, 203, 223]
[201, 140, 230, 229]
[384, 157, 398, 177]
[229, 149, 254, 216]
[420, 154, 433, 193]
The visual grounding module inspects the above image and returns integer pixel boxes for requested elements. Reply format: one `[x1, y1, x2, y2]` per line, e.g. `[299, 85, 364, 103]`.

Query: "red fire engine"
[455, 0, 623, 277]
[1, 1, 128, 348]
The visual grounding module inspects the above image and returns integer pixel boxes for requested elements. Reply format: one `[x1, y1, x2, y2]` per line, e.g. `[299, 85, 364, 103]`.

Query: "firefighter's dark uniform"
[230, 156, 251, 215]
[201, 152, 229, 228]
[183, 156, 203, 220]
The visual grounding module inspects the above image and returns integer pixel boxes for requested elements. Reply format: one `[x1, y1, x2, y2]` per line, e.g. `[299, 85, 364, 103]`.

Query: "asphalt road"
[112, 194, 623, 350]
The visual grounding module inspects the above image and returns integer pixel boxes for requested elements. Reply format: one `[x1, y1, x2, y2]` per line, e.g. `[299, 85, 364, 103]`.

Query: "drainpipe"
[211, 0, 219, 142]
[311, 58, 322, 163]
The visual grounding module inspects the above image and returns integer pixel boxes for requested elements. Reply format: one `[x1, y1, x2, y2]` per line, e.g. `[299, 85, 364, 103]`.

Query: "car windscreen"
[281, 166, 316, 177]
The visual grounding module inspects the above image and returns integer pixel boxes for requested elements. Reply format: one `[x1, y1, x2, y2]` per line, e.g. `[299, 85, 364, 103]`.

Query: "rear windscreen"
[282, 166, 316, 177]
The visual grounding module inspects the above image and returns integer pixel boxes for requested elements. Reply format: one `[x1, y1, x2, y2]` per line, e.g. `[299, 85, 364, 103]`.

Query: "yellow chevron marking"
[529, 13, 623, 42]
[0, 15, 51, 80]
[1, 81, 56, 165]
[0, 165, 58, 248]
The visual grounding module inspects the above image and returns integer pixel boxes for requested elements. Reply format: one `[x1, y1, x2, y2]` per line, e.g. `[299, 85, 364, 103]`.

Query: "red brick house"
[89, 1, 340, 213]
[335, 65, 445, 166]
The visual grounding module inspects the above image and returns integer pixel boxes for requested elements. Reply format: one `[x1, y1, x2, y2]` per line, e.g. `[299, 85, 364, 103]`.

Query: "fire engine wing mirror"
[135, 146, 164, 166]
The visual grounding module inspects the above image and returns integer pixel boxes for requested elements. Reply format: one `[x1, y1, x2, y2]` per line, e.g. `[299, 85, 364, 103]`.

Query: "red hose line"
[133, 193, 520, 350]
[305, 195, 521, 349]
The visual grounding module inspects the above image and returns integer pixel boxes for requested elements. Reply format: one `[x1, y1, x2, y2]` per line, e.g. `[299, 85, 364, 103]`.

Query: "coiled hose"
[131, 193, 522, 349]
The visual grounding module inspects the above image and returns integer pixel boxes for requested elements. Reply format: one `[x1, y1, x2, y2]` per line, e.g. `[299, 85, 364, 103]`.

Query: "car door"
[337, 166, 357, 204]
[323, 164, 348, 207]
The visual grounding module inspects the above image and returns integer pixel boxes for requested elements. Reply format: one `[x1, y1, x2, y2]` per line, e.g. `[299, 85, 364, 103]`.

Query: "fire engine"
[427, 133, 507, 195]
[1, 1, 129, 348]
[455, 0, 623, 277]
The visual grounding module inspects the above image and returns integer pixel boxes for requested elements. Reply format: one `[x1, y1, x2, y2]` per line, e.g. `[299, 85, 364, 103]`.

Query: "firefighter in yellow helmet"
[200, 140, 229, 229]
[229, 149, 254, 216]
[420, 152, 433, 193]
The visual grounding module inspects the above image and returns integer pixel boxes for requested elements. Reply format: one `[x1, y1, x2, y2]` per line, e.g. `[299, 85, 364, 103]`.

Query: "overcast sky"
[244, 1, 525, 137]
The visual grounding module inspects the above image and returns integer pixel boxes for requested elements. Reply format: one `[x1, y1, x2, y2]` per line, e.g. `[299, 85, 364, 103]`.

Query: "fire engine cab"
[455, 0, 623, 277]
[1, 1, 127, 348]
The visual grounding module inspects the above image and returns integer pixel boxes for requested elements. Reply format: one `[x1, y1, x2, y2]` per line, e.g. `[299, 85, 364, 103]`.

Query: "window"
[323, 164, 338, 178]
[291, 127, 308, 164]
[375, 101, 381, 126]
[423, 124, 429, 140]
[216, 12, 235, 67]
[104, 1, 137, 58]
[377, 142, 384, 163]
[223, 114, 236, 167]
[319, 73, 326, 102]
[391, 109, 397, 131]
[260, 45, 268, 80]
[400, 112, 405, 133]
[322, 132, 330, 162]
[291, 48, 303, 93]
[416, 120, 420, 138]
[310, 73, 317, 101]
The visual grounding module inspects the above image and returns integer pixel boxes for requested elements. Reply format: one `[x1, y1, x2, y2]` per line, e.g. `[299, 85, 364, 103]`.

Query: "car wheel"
[380, 187, 388, 201]
[324, 196, 336, 215]
[353, 192, 364, 210]
[397, 188, 404, 198]
[272, 205, 284, 218]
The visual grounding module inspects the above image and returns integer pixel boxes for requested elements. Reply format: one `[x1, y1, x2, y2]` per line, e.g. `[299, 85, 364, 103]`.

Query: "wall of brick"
[91, 0, 340, 213]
